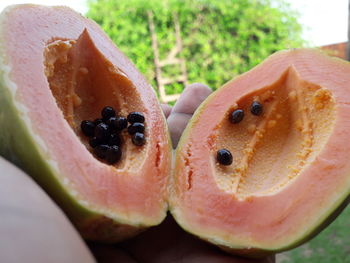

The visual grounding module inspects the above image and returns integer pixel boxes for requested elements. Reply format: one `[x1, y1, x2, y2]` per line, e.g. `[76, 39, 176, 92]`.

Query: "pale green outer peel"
[169, 49, 350, 256]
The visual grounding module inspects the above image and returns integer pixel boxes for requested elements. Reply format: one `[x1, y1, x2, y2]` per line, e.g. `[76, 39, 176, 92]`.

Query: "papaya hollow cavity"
[214, 67, 336, 199]
[44, 29, 147, 169]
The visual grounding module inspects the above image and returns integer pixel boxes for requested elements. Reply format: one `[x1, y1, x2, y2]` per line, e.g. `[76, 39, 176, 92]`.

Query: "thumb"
[167, 83, 212, 148]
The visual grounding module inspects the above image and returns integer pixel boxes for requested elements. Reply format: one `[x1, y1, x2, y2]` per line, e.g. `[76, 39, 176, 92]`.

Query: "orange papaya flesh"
[170, 48, 350, 256]
[0, 4, 171, 241]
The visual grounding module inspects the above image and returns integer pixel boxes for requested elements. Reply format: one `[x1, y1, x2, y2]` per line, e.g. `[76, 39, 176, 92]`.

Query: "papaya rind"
[0, 5, 171, 241]
[170, 48, 350, 257]
[0, 52, 154, 241]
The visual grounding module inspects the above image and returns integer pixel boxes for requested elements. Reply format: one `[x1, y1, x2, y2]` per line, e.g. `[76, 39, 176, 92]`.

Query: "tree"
[87, 0, 304, 100]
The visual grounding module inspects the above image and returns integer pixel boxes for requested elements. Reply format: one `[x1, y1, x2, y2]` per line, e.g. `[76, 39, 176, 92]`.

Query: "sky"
[287, 0, 348, 46]
[0, 0, 348, 46]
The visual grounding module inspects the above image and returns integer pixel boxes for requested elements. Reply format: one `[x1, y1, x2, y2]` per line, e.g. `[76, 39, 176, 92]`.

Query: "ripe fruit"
[2, 4, 350, 257]
[0, 4, 171, 242]
[170, 49, 350, 256]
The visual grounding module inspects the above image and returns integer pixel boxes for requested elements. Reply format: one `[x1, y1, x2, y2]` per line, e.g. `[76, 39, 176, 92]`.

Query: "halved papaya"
[0, 4, 171, 241]
[170, 49, 350, 256]
[1, 3, 350, 255]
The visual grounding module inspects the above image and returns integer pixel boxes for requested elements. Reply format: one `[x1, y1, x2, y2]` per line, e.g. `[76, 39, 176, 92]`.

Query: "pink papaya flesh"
[170, 49, 350, 256]
[1, 3, 350, 256]
[0, 4, 171, 241]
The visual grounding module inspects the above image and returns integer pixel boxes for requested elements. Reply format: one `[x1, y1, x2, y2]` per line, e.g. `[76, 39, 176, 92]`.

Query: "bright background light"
[287, 0, 348, 46]
[0, 0, 348, 46]
[0, 0, 88, 14]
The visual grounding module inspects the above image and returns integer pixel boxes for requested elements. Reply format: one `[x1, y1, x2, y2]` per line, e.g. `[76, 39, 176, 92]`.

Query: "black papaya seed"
[250, 101, 263, 116]
[89, 137, 100, 148]
[80, 120, 95, 137]
[229, 109, 244, 124]
[95, 123, 110, 141]
[94, 144, 110, 159]
[94, 118, 104, 126]
[106, 145, 122, 164]
[110, 116, 128, 132]
[108, 133, 122, 146]
[217, 149, 233, 166]
[101, 106, 116, 120]
[127, 112, 145, 123]
[128, 122, 145, 135]
[132, 132, 146, 146]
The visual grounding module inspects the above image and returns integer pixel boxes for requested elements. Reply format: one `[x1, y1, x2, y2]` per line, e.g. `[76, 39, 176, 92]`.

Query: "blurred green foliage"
[279, 205, 350, 263]
[87, 0, 304, 94]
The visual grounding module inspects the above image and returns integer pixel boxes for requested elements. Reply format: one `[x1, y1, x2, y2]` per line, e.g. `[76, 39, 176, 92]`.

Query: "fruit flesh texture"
[0, 5, 171, 241]
[170, 49, 350, 253]
[215, 67, 335, 198]
[44, 33, 146, 167]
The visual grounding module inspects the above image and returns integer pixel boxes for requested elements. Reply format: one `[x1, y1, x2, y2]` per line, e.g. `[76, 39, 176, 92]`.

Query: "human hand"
[0, 83, 275, 263]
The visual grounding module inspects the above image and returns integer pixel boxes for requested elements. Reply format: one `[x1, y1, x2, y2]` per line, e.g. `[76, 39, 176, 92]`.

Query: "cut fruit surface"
[0, 4, 171, 241]
[214, 67, 335, 198]
[170, 49, 350, 256]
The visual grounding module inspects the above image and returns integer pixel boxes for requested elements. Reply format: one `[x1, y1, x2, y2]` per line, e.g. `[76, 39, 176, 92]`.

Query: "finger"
[160, 103, 172, 118]
[0, 157, 94, 263]
[168, 83, 212, 147]
[171, 83, 212, 115]
[167, 112, 192, 147]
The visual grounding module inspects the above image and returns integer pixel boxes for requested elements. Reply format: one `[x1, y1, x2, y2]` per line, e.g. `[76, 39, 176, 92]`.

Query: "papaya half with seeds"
[169, 48, 350, 257]
[0, 4, 171, 242]
[1, 3, 350, 257]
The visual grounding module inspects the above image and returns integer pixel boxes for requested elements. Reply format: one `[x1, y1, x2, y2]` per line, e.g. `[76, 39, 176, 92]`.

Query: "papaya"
[0, 4, 171, 242]
[169, 48, 350, 257]
[1, 3, 350, 257]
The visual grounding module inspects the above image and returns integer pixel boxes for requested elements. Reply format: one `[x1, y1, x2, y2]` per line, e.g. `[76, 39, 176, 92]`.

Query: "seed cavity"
[44, 35, 148, 166]
[247, 124, 256, 134]
[223, 101, 265, 167]
[223, 101, 265, 166]
[312, 88, 331, 110]
[214, 67, 336, 200]
[288, 90, 297, 101]
[267, 120, 276, 128]
[80, 106, 146, 165]
[79, 67, 89, 74]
